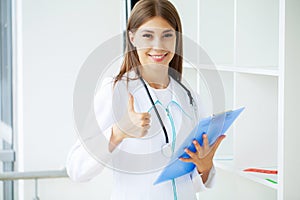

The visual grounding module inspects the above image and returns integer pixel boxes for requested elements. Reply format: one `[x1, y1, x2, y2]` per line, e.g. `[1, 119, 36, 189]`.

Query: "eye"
[142, 34, 152, 38]
[163, 33, 174, 38]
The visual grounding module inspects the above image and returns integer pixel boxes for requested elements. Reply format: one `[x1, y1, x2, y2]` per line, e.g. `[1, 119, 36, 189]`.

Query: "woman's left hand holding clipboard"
[179, 134, 226, 183]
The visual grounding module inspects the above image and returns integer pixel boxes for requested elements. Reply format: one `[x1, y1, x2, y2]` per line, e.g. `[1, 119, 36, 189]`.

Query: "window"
[0, 0, 14, 199]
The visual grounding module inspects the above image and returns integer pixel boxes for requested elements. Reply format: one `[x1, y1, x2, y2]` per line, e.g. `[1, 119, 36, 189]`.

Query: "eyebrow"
[141, 29, 174, 33]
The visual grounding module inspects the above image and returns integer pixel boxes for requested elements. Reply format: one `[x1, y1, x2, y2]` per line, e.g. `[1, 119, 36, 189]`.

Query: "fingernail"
[193, 140, 197, 144]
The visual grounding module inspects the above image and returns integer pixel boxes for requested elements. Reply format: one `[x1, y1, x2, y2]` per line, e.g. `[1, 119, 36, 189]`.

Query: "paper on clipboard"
[154, 107, 245, 185]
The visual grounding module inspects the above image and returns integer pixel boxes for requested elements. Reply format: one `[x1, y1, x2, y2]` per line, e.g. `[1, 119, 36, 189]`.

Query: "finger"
[128, 93, 135, 112]
[142, 124, 150, 130]
[141, 119, 151, 127]
[140, 112, 151, 120]
[211, 135, 226, 152]
[179, 157, 193, 163]
[193, 140, 201, 154]
[141, 129, 148, 137]
[203, 134, 209, 149]
[184, 148, 197, 159]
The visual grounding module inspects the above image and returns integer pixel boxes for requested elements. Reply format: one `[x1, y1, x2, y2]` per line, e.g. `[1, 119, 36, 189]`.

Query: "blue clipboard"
[154, 107, 245, 185]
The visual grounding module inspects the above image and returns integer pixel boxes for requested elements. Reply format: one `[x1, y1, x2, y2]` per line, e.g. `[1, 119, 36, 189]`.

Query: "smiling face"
[129, 16, 176, 68]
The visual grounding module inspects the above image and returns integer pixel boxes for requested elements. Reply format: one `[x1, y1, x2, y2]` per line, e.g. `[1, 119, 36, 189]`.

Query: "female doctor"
[66, 0, 225, 199]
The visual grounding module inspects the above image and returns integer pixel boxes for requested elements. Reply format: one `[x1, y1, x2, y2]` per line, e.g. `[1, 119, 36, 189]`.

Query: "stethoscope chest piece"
[161, 143, 173, 158]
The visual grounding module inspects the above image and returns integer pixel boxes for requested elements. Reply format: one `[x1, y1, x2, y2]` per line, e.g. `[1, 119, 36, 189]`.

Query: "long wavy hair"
[114, 0, 183, 84]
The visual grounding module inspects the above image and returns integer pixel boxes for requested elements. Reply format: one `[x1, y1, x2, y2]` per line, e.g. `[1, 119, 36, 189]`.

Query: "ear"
[128, 31, 135, 47]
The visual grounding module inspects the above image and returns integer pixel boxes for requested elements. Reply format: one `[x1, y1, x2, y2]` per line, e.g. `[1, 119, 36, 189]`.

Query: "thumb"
[212, 135, 226, 152]
[128, 93, 135, 112]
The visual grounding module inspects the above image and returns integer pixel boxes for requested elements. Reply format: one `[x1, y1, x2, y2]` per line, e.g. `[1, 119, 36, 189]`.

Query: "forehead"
[137, 16, 175, 32]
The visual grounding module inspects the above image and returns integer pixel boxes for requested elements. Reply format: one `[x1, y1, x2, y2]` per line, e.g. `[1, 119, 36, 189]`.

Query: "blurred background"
[1, 0, 299, 199]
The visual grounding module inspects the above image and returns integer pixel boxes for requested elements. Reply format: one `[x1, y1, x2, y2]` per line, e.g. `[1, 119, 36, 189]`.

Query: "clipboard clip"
[211, 109, 233, 119]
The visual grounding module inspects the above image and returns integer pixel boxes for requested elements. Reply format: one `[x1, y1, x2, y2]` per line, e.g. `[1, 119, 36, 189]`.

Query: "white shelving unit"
[173, 0, 300, 199]
[214, 160, 278, 190]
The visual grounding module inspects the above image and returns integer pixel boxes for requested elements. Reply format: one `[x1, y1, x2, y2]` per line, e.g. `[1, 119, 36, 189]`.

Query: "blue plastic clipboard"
[154, 107, 245, 185]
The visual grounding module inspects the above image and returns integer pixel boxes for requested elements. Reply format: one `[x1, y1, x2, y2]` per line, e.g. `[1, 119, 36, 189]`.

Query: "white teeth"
[151, 54, 165, 59]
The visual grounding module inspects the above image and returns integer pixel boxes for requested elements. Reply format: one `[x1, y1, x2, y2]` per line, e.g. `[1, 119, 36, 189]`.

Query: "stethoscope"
[139, 75, 196, 157]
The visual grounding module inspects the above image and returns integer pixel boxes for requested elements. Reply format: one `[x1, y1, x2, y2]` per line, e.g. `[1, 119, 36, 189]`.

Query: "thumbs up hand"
[110, 94, 151, 151]
[125, 93, 151, 138]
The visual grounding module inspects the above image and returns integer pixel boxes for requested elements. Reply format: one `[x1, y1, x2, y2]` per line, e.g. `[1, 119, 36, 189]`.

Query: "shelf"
[183, 62, 279, 76]
[215, 65, 279, 76]
[214, 160, 278, 190]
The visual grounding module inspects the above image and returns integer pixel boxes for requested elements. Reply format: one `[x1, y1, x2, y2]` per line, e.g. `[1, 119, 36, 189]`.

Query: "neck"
[139, 65, 169, 89]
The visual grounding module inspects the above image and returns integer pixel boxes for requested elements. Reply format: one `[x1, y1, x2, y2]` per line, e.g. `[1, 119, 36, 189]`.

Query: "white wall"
[283, 0, 300, 199]
[20, 0, 123, 199]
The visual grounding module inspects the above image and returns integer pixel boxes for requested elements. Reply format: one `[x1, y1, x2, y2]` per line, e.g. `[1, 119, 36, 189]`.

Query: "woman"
[66, 0, 225, 199]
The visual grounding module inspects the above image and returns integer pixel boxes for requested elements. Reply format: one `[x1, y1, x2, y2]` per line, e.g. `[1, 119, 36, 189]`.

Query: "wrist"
[109, 124, 126, 152]
[197, 164, 213, 184]
[112, 124, 126, 143]
[196, 162, 213, 174]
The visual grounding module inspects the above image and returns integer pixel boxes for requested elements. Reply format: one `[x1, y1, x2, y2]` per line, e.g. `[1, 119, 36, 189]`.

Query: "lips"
[148, 53, 168, 62]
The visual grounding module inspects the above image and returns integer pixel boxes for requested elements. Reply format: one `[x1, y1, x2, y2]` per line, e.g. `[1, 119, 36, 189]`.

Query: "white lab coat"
[66, 70, 216, 200]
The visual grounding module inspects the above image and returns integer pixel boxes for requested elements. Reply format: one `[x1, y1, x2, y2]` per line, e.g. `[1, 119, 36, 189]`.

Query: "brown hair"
[114, 0, 183, 84]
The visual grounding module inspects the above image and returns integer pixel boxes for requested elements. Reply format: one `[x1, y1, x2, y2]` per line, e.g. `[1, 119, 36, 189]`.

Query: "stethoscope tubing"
[139, 76, 195, 146]
[139, 77, 169, 144]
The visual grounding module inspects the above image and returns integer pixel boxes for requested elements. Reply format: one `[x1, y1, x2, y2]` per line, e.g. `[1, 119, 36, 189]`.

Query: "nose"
[151, 37, 164, 50]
